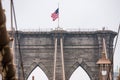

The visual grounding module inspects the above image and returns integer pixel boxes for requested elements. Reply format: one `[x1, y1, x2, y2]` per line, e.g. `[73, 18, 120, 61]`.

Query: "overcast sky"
[2, 0, 120, 31]
[1, 0, 120, 79]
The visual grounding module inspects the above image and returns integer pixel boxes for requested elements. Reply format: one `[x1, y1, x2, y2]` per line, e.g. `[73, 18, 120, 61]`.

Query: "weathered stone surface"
[14, 30, 117, 80]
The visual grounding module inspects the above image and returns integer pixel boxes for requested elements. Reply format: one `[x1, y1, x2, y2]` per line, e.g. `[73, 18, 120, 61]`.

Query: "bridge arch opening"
[69, 66, 91, 80]
[27, 66, 49, 80]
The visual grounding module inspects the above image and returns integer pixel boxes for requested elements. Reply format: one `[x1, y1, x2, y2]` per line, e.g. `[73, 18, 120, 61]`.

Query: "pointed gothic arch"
[27, 65, 49, 80]
[26, 62, 50, 80]
[69, 66, 91, 80]
[67, 62, 92, 80]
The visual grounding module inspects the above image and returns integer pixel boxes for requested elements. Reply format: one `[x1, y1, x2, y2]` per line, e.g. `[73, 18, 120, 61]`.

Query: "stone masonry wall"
[14, 30, 117, 80]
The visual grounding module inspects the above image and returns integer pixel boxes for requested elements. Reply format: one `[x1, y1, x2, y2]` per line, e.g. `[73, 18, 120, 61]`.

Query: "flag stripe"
[51, 8, 59, 21]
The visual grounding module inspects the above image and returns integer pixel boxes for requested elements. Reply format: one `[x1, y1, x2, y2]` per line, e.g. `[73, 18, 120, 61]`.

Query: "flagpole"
[58, 3, 59, 28]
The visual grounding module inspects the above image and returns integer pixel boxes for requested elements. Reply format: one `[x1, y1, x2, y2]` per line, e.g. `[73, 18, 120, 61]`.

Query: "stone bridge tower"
[14, 29, 117, 80]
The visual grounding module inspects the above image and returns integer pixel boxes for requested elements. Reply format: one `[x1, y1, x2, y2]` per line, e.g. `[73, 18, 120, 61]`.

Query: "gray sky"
[2, 0, 120, 79]
[2, 0, 120, 31]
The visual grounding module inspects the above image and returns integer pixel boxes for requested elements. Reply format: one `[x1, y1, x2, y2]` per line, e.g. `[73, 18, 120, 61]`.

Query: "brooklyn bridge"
[1, 0, 120, 80]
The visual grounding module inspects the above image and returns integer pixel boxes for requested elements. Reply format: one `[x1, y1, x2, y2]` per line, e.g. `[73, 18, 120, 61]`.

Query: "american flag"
[51, 8, 59, 21]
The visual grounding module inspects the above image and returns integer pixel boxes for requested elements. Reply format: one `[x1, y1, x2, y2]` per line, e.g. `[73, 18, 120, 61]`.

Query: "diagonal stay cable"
[11, 0, 25, 80]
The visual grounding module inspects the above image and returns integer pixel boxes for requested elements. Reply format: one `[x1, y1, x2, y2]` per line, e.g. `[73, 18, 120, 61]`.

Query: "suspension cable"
[114, 25, 120, 54]
[10, 0, 25, 80]
[10, 0, 13, 36]
[60, 38, 66, 80]
[53, 38, 57, 80]
[112, 25, 120, 80]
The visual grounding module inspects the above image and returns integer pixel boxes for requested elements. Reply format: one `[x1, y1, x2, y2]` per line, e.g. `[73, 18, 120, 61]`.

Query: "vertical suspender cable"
[60, 38, 65, 80]
[11, 0, 25, 80]
[53, 38, 57, 80]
